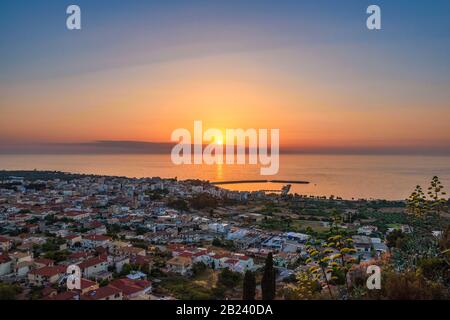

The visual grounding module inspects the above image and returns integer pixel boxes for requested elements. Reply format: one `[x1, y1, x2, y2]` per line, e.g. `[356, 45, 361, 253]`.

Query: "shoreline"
[0, 169, 409, 202]
[211, 180, 309, 185]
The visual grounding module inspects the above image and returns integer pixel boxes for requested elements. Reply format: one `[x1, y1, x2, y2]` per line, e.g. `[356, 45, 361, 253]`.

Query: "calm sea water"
[1, 154, 450, 200]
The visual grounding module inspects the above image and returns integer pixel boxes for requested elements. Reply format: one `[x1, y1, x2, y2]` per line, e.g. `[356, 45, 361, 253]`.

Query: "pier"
[211, 179, 309, 185]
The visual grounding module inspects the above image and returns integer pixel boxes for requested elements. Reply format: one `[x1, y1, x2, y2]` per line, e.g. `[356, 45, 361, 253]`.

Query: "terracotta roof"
[78, 255, 107, 270]
[212, 254, 230, 260]
[0, 253, 11, 264]
[41, 287, 57, 297]
[80, 278, 98, 290]
[118, 246, 145, 255]
[178, 251, 194, 258]
[110, 279, 145, 297]
[65, 234, 81, 240]
[65, 211, 88, 216]
[167, 255, 192, 266]
[44, 291, 79, 301]
[82, 285, 122, 300]
[83, 234, 112, 242]
[90, 221, 103, 228]
[34, 258, 54, 266]
[224, 259, 239, 265]
[134, 279, 152, 288]
[30, 265, 66, 277]
[69, 251, 92, 260]
[192, 251, 208, 257]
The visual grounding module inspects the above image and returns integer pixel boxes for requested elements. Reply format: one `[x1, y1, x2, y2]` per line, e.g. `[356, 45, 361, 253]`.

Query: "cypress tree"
[261, 252, 276, 300]
[242, 271, 256, 300]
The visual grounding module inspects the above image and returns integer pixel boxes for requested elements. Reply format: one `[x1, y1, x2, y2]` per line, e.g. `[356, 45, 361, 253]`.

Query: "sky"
[1, 0, 450, 154]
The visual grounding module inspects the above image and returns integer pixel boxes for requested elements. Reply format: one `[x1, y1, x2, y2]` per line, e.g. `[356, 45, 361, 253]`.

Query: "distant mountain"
[1, 140, 449, 155]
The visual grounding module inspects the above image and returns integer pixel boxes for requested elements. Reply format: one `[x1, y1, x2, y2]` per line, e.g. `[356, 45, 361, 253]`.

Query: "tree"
[189, 193, 218, 210]
[218, 268, 242, 289]
[0, 283, 20, 300]
[261, 253, 276, 300]
[439, 226, 450, 267]
[120, 263, 132, 276]
[192, 262, 207, 277]
[284, 271, 321, 300]
[242, 271, 256, 300]
[301, 211, 358, 299]
[382, 270, 449, 300]
[386, 229, 407, 249]
[168, 198, 189, 212]
[99, 279, 110, 287]
[212, 238, 222, 247]
[406, 185, 428, 220]
[427, 176, 448, 231]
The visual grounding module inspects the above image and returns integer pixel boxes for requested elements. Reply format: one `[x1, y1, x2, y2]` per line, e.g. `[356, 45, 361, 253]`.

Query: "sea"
[1, 154, 450, 201]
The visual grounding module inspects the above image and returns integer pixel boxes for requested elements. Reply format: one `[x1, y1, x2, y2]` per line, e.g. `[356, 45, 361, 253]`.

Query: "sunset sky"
[1, 0, 450, 154]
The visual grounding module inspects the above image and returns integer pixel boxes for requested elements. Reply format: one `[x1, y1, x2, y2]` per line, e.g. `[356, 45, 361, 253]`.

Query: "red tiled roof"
[0, 253, 11, 264]
[110, 279, 144, 297]
[89, 221, 103, 228]
[80, 278, 98, 290]
[212, 254, 230, 259]
[34, 258, 54, 266]
[65, 211, 89, 217]
[69, 252, 92, 260]
[82, 285, 122, 300]
[178, 251, 194, 258]
[78, 255, 107, 270]
[41, 287, 57, 297]
[224, 259, 239, 265]
[135, 279, 152, 289]
[30, 265, 66, 277]
[133, 255, 152, 266]
[192, 251, 208, 257]
[45, 291, 79, 301]
[83, 234, 112, 242]
[65, 234, 81, 240]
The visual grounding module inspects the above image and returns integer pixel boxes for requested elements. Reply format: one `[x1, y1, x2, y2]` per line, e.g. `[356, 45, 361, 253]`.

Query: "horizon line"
[1, 140, 450, 156]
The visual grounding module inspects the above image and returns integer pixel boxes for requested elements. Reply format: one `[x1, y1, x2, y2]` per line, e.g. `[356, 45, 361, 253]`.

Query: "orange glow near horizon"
[1, 51, 450, 151]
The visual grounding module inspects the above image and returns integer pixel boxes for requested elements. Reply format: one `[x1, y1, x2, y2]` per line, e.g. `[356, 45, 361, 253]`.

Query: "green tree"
[120, 263, 132, 276]
[386, 230, 407, 249]
[302, 212, 357, 299]
[406, 185, 428, 220]
[0, 283, 21, 300]
[439, 226, 450, 267]
[192, 262, 207, 277]
[218, 268, 242, 289]
[285, 271, 321, 300]
[427, 176, 448, 231]
[189, 193, 218, 210]
[242, 271, 256, 300]
[168, 198, 189, 212]
[382, 270, 449, 300]
[261, 253, 276, 300]
[212, 238, 222, 247]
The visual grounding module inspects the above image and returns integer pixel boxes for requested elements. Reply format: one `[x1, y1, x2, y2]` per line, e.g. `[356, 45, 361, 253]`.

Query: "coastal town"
[0, 171, 448, 300]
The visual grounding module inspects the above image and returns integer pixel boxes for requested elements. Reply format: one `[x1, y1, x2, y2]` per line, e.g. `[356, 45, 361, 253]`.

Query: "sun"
[216, 138, 224, 145]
